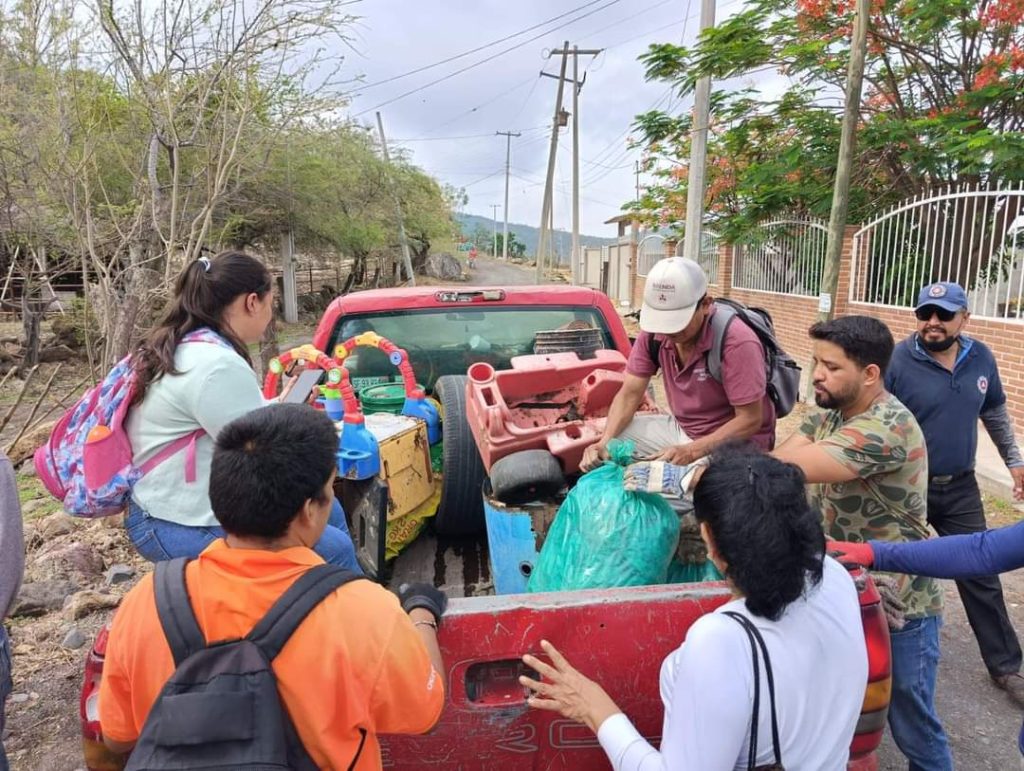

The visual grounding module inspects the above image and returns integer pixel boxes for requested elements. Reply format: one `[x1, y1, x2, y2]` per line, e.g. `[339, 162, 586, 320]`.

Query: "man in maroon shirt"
[581, 257, 775, 469]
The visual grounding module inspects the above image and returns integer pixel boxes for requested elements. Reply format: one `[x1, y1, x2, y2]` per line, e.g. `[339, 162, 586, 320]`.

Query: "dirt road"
[467, 255, 540, 287]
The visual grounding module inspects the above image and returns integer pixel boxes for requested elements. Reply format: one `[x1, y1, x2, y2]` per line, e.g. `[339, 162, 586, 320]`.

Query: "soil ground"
[4, 261, 1024, 769]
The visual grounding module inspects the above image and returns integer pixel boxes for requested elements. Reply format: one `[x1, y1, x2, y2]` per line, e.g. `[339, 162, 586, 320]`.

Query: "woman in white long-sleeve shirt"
[521, 446, 868, 770]
[124, 251, 359, 571]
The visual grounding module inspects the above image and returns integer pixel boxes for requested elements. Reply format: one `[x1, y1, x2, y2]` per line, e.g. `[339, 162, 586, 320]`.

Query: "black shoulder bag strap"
[723, 611, 783, 771]
[706, 301, 738, 384]
[153, 557, 205, 667]
[247, 564, 364, 660]
[646, 334, 662, 374]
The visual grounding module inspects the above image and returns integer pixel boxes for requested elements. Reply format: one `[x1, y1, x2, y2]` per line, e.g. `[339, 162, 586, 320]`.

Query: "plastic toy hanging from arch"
[263, 344, 382, 480]
[333, 332, 440, 444]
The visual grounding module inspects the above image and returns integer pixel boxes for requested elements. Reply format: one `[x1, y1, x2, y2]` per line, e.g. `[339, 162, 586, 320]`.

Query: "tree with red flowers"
[630, 0, 1024, 242]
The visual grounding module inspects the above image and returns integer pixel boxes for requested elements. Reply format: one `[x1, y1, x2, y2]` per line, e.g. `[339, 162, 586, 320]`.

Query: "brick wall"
[628, 234, 1024, 425]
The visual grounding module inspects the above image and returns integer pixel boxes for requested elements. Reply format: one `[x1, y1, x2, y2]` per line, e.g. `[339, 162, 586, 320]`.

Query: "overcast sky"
[340, 0, 753, 237]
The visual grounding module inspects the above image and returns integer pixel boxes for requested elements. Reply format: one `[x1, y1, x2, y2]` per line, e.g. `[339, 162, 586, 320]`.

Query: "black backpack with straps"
[125, 558, 364, 771]
[646, 298, 801, 417]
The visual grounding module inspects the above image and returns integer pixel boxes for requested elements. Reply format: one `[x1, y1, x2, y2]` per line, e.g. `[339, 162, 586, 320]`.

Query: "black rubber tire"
[434, 374, 487, 535]
[489, 449, 565, 505]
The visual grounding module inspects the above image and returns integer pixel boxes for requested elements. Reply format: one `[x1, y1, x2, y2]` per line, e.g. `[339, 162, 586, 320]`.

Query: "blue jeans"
[0, 625, 11, 771]
[126, 498, 362, 574]
[887, 615, 953, 771]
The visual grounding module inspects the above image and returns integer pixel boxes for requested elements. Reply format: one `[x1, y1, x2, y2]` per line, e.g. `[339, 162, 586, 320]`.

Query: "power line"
[462, 169, 506, 189]
[421, 76, 538, 135]
[392, 126, 545, 142]
[352, 0, 610, 92]
[351, 0, 624, 117]
[575, 0, 677, 45]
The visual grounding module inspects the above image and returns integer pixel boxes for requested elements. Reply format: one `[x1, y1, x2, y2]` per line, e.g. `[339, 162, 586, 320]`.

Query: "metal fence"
[636, 229, 720, 283]
[850, 184, 1024, 320]
[733, 218, 828, 296]
[636, 235, 666, 278]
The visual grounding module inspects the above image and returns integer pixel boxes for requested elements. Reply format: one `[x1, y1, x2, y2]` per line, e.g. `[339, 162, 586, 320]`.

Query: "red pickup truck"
[80, 285, 890, 770]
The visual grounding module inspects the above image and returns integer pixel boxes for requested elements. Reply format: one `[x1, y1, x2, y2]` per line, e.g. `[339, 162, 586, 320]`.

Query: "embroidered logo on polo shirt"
[695, 367, 709, 382]
[929, 284, 947, 298]
[978, 376, 989, 394]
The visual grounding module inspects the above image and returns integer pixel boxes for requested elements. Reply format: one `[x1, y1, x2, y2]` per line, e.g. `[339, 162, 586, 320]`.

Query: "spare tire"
[434, 375, 486, 535]
[490, 449, 565, 505]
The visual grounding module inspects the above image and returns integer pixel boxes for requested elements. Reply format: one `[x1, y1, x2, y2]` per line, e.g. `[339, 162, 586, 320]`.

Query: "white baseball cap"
[639, 257, 709, 334]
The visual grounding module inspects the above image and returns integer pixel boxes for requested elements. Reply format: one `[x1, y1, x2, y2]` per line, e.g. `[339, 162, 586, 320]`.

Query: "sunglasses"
[914, 306, 958, 322]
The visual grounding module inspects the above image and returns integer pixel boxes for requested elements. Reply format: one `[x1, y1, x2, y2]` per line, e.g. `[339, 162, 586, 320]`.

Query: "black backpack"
[125, 558, 364, 771]
[647, 298, 801, 417]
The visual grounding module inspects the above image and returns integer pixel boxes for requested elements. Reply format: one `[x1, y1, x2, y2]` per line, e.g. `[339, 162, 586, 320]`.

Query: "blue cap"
[916, 282, 968, 313]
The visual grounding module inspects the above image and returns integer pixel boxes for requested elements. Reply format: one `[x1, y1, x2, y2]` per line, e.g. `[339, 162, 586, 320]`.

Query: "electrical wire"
[351, 0, 624, 117]
[574, 0, 678, 46]
[352, 0, 610, 92]
[421, 76, 539, 135]
[392, 126, 545, 142]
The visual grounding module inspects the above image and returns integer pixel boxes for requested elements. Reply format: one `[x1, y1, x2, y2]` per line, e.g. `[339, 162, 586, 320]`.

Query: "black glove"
[396, 582, 448, 625]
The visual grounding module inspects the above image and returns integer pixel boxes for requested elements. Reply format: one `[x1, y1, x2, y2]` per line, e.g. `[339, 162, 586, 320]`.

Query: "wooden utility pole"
[571, 46, 581, 285]
[682, 0, 716, 263]
[538, 43, 601, 284]
[375, 111, 416, 286]
[536, 41, 571, 284]
[496, 130, 521, 260]
[817, 0, 870, 323]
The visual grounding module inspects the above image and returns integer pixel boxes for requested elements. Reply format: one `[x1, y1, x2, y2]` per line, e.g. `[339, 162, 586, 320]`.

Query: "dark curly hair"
[693, 445, 825, 621]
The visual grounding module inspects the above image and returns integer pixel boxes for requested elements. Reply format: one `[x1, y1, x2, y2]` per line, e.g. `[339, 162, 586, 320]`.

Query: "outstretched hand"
[827, 541, 875, 568]
[520, 640, 621, 734]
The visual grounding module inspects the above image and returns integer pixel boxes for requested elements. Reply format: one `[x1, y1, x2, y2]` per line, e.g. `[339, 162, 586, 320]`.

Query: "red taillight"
[80, 625, 125, 769]
[849, 570, 892, 761]
[80, 626, 108, 741]
[850, 727, 886, 758]
[859, 580, 892, 683]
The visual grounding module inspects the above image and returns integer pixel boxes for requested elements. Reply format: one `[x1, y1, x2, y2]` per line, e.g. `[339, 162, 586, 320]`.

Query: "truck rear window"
[328, 306, 614, 394]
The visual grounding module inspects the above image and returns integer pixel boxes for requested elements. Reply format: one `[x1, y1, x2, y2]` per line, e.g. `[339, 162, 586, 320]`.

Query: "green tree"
[631, 0, 1024, 241]
[495, 231, 526, 258]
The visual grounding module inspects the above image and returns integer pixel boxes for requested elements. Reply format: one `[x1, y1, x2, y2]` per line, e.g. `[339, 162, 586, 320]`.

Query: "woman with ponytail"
[518, 446, 867, 770]
[124, 251, 359, 571]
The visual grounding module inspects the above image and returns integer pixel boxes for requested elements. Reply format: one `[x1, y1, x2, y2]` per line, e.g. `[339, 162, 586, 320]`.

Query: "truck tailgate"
[380, 583, 732, 769]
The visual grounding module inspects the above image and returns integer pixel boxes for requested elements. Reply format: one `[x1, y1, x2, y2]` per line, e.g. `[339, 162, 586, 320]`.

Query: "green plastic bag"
[527, 440, 681, 592]
[666, 558, 724, 584]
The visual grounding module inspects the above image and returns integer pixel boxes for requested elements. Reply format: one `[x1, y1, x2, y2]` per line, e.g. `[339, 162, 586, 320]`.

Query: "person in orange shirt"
[98, 403, 445, 769]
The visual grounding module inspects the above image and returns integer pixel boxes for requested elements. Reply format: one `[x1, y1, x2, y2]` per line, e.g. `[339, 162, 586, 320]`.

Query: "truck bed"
[383, 528, 494, 598]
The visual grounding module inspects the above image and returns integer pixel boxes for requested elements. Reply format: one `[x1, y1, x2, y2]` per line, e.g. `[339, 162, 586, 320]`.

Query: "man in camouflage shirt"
[774, 315, 950, 771]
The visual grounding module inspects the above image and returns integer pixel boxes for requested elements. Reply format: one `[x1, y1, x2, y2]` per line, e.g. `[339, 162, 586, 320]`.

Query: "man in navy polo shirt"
[886, 280, 1024, 704]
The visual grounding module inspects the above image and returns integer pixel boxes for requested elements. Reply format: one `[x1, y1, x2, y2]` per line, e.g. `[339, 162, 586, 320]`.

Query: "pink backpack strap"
[137, 429, 205, 483]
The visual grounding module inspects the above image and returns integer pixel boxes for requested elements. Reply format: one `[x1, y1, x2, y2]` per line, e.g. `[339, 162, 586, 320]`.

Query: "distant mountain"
[456, 212, 616, 262]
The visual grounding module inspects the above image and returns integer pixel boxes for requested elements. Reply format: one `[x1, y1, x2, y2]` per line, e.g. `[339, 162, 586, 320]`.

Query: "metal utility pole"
[682, 0, 716, 264]
[375, 111, 416, 286]
[490, 204, 500, 256]
[496, 130, 520, 260]
[817, 0, 870, 323]
[635, 160, 641, 203]
[537, 41, 571, 284]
